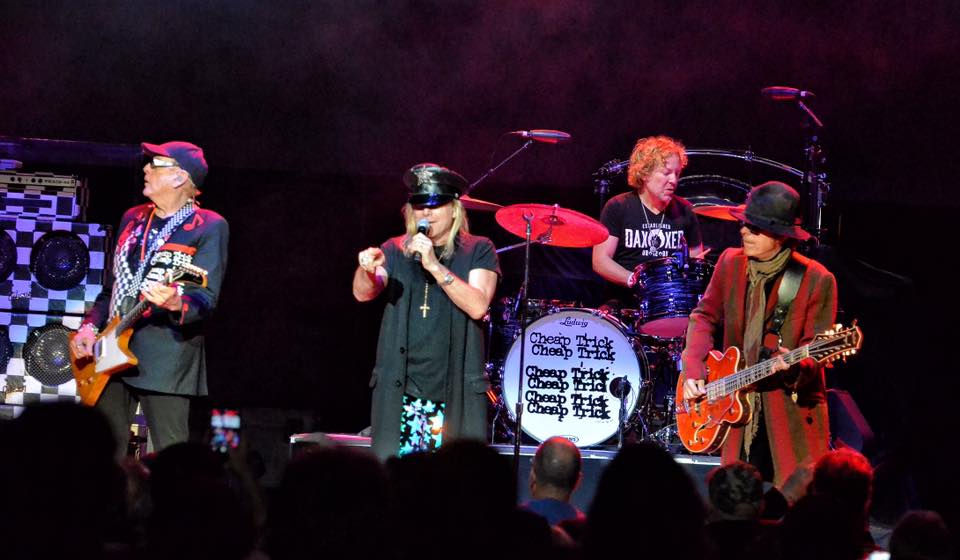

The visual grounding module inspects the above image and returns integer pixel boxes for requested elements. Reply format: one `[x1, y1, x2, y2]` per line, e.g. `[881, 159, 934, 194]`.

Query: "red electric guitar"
[675, 323, 863, 454]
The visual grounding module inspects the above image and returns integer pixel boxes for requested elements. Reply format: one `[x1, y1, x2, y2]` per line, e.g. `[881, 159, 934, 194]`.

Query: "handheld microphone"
[761, 86, 815, 101]
[507, 129, 573, 144]
[412, 219, 430, 262]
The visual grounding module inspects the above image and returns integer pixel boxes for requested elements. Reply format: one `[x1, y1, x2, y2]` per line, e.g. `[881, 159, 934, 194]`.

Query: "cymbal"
[460, 195, 502, 212]
[495, 203, 608, 248]
[693, 204, 740, 221]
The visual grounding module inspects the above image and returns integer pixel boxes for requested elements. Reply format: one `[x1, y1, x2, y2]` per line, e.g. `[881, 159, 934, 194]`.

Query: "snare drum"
[501, 309, 648, 447]
[632, 257, 714, 339]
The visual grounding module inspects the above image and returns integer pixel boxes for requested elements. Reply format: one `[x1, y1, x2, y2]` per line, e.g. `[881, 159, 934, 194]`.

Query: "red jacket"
[681, 248, 838, 487]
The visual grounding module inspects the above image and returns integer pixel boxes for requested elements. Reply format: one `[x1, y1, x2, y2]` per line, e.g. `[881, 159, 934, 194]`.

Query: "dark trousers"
[97, 378, 191, 457]
[747, 409, 776, 483]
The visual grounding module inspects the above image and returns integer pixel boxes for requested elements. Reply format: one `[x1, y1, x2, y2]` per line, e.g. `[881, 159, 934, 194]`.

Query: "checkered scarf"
[109, 201, 196, 317]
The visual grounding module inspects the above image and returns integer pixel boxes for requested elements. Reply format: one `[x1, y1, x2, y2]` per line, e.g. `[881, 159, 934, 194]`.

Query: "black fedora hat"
[403, 163, 465, 207]
[729, 181, 811, 241]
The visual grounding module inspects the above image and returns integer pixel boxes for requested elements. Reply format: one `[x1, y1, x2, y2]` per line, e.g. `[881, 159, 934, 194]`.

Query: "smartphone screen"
[210, 408, 241, 453]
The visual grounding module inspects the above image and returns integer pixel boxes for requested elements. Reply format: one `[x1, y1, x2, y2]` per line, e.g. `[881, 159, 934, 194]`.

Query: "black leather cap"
[403, 163, 465, 207]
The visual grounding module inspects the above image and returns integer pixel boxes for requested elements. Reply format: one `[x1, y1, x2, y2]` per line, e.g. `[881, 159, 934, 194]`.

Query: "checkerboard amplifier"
[0, 216, 111, 406]
[0, 171, 88, 221]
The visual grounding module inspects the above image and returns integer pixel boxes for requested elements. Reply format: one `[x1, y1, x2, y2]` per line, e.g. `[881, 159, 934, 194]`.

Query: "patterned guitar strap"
[110, 201, 196, 318]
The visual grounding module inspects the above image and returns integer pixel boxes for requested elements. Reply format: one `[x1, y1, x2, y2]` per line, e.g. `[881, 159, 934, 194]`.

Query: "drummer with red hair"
[592, 135, 704, 291]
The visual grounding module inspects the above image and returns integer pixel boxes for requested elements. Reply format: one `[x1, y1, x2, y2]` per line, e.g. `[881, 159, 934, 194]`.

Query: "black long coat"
[368, 233, 498, 459]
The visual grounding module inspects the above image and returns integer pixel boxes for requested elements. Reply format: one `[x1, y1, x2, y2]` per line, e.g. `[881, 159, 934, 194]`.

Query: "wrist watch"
[441, 271, 455, 286]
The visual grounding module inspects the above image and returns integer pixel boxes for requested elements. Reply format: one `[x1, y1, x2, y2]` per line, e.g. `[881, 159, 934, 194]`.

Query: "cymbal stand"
[496, 206, 561, 254]
[512, 210, 535, 483]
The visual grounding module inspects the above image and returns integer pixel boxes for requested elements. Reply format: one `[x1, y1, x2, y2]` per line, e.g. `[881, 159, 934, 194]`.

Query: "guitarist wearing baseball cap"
[72, 140, 228, 456]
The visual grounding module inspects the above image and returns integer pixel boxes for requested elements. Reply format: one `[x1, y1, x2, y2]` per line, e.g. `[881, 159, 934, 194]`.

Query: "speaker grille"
[21, 324, 73, 386]
[30, 231, 90, 291]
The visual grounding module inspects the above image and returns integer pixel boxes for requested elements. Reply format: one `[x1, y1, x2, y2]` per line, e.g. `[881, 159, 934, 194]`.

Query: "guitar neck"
[706, 345, 810, 399]
[115, 299, 151, 334]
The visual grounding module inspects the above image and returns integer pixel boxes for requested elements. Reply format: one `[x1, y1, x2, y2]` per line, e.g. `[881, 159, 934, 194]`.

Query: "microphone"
[412, 219, 430, 262]
[609, 376, 631, 399]
[761, 86, 815, 101]
[508, 129, 573, 144]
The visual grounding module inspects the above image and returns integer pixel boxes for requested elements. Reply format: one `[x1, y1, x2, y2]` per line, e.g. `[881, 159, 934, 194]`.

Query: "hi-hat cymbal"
[460, 195, 502, 212]
[693, 204, 740, 221]
[495, 203, 609, 248]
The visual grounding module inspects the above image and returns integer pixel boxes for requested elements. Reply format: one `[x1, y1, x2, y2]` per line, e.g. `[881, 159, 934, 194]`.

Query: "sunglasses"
[147, 156, 180, 169]
[738, 220, 765, 235]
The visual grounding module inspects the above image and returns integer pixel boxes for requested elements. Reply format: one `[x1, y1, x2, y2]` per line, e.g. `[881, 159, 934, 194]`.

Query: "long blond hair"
[402, 199, 469, 261]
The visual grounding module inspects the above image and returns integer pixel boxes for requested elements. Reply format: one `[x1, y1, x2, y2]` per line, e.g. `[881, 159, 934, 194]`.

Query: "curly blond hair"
[627, 135, 689, 191]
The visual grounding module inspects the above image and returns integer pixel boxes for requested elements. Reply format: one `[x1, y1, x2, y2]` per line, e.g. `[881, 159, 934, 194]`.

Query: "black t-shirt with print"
[403, 240, 499, 401]
[599, 191, 703, 272]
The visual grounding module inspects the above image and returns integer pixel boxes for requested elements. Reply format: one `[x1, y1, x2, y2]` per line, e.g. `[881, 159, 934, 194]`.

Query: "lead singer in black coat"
[353, 163, 499, 459]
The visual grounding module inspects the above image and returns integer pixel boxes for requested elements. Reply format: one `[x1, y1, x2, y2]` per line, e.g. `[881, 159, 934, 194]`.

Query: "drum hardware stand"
[594, 175, 613, 214]
[496, 206, 562, 255]
[593, 158, 628, 212]
[610, 376, 633, 449]
[495, 238, 545, 254]
[512, 210, 535, 482]
[800, 110, 829, 242]
[626, 378, 656, 440]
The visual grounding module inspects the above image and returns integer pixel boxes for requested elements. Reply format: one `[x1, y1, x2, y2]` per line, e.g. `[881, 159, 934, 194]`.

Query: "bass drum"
[501, 309, 647, 447]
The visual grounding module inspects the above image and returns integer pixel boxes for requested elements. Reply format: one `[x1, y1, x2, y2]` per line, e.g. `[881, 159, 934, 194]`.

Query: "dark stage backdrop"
[2, 1, 959, 522]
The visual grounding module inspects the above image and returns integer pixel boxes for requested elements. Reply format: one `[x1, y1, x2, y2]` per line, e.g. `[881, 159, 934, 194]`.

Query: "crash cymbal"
[693, 204, 740, 221]
[460, 195, 502, 212]
[495, 203, 608, 248]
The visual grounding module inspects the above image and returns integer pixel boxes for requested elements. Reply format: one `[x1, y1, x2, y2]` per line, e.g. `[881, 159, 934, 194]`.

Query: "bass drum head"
[501, 309, 645, 447]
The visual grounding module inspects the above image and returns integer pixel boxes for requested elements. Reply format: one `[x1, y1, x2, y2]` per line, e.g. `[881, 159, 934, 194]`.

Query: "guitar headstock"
[810, 321, 863, 364]
[163, 263, 209, 289]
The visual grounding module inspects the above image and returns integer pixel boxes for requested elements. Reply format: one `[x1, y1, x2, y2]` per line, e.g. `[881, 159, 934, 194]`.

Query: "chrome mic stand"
[512, 210, 535, 482]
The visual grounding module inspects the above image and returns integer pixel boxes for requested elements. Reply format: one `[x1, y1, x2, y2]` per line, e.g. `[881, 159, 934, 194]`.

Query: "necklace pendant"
[419, 282, 430, 318]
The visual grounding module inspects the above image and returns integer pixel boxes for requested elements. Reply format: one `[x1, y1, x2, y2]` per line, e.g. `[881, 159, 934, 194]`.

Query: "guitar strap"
[766, 256, 807, 346]
[764, 256, 807, 404]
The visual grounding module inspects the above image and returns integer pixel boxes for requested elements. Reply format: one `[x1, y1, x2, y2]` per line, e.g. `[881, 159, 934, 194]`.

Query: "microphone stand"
[796, 99, 828, 242]
[469, 140, 535, 191]
[512, 210, 534, 484]
[611, 377, 632, 449]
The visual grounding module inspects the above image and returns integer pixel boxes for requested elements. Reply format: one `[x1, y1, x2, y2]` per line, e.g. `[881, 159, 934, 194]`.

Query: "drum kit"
[462, 194, 730, 452]
[457, 89, 830, 454]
